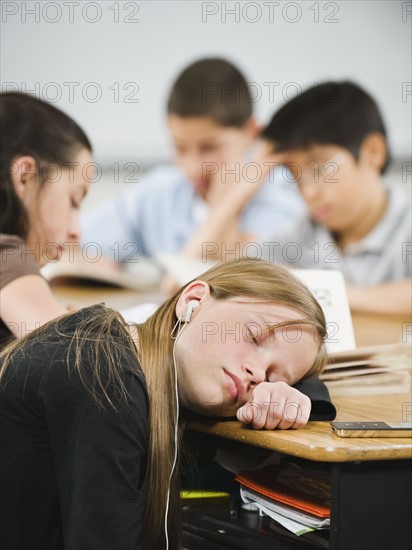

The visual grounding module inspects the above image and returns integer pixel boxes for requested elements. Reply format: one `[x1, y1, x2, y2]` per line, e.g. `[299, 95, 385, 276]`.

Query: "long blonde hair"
[0, 259, 327, 549]
[137, 259, 327, 547]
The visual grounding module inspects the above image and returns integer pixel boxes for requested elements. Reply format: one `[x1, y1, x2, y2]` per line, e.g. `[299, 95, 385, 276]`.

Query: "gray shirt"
[263, 185, 411, 285]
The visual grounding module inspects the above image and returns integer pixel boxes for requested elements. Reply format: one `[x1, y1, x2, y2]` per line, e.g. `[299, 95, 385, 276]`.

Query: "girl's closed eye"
[247, 327, 259, 345]
[71, 192, 85, 209]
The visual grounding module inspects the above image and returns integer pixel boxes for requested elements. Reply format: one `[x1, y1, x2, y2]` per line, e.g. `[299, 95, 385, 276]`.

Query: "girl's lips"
[225, 371, 238, 400]
[224, 370, 245, 401]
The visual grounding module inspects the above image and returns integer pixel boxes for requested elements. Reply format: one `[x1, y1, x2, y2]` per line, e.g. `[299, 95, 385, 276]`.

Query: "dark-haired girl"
[0, 92, 93, 349]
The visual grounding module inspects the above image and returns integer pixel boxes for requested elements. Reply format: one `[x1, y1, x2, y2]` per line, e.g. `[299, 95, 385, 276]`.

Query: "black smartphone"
[330, 421, 412, 438]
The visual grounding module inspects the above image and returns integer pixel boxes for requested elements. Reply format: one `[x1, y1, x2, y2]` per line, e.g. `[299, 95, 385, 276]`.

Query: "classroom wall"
[2, 0, 411, 169]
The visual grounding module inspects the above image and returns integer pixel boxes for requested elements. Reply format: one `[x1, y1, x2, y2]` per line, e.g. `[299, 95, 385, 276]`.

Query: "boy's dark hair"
[261, 81, 390, 174]
[0, 92, 92, 239]
[167, 58, 252, 127]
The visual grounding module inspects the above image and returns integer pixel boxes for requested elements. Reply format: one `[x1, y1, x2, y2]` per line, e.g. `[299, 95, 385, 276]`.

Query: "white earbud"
[184, 300, 199, 323]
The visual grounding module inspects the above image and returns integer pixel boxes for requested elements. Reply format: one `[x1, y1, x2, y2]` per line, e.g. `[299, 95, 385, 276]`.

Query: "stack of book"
[322, 344, 411, 396]
[235, 460, 331, 538]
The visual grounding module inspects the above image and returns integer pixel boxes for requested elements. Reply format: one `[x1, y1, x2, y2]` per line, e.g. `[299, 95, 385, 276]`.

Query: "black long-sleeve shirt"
[0, 305, 149, 550]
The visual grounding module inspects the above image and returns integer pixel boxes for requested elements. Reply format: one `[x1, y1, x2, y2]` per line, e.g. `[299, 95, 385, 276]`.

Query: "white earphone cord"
[164, 319, 185, 550]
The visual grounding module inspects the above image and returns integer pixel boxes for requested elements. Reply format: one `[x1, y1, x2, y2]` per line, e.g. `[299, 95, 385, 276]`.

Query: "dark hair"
[261, 81, 390, 174]
[0, 92, 92, 239]
[167, 58, 253, 127]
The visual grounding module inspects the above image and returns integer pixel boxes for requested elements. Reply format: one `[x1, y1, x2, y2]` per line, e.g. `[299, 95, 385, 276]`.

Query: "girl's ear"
[11, 156, 38, 202]
[175, 280, 210, 319]
[358, 133, 387, 173]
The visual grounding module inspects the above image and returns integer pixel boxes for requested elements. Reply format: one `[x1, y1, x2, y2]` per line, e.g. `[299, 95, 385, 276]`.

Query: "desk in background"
[52, 282, 410, 348]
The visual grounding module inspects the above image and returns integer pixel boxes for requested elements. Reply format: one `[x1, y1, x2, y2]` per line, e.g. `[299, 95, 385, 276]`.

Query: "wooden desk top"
[188, 393, 412, 463]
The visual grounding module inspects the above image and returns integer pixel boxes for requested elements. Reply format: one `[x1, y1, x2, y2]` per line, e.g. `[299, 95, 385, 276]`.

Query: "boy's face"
[282, 144, 378, 234]
[168, 115, 256, 196]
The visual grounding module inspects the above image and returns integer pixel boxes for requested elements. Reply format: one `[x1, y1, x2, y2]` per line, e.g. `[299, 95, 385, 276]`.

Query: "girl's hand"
[236, 381, 311, 430]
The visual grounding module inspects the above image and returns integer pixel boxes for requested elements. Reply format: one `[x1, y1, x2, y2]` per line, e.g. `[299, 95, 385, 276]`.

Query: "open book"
[320, 344, 410, 395]
[41, 254, 162, 291]
[156, 254, 410, 396]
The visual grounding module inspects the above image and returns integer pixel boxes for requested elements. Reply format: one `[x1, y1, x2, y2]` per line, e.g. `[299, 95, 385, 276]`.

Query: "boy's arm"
[347, 278, 412, 315]
[183, 145, 281, 260]
[160, 184, 257, 293]
[182, 178, 259, 259]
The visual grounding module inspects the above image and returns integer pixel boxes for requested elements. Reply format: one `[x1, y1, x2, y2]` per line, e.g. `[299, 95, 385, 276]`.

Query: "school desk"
[186, 392, 411, 549]
[52, 283, 412, 549]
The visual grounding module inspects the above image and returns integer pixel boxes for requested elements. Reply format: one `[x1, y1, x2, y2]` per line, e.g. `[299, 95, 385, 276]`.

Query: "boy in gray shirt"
[260, 81, 411, 315]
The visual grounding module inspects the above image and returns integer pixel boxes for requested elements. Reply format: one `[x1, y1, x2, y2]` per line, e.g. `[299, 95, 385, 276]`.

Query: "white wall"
[2, 0, 411, 166]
